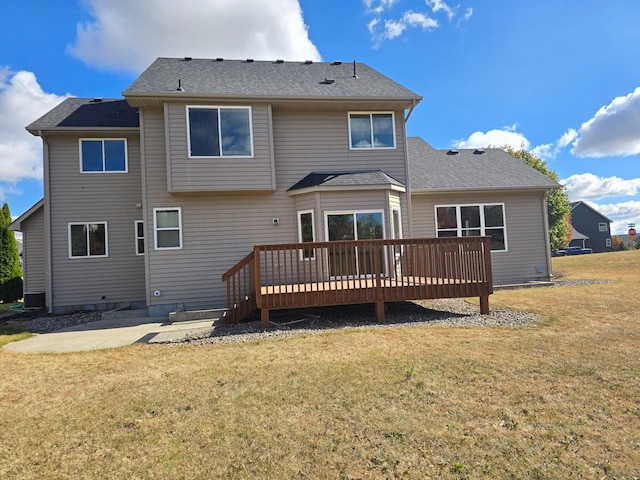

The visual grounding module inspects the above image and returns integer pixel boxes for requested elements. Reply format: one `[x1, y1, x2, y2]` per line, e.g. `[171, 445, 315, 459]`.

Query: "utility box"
[24, 291, 46, 310]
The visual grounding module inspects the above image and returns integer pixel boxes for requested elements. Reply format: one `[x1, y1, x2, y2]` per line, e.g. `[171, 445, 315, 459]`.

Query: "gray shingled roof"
[408, 137, 560, 192]
[26, 98, 139, 131]
[123, 57, 422, 102]
[289, 170, 405, 192]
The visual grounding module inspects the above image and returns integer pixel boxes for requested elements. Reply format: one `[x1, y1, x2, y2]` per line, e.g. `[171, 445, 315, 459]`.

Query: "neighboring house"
[569, 201, 613, 253]
[11, 57, 559, 314]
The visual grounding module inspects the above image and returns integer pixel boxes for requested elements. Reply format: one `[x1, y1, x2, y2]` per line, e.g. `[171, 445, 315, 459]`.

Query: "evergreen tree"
[503, 147, 572, 250]
[0, 202, 23, 303]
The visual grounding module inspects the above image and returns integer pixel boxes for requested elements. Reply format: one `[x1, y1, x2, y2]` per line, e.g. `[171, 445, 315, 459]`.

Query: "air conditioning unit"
[24, 291, 46, 310]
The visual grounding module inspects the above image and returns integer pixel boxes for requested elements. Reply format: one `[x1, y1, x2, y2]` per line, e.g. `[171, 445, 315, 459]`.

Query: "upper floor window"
[598, 223, 608, 232]
[348, 112, 395, 149]
[187, 106, 253, 157]
[436, 203, 507, 252]
[80, 139, 127, 172]
[68, 222, 107, 258]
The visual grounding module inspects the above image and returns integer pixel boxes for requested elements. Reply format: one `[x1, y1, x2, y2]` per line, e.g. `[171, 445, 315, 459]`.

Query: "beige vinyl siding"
[165, 103, 275, 192]
[20, 205, 47, 296]
[47, 133, 146, 311]
[411, 191, 551, 285]
[142, 106, 412, 311]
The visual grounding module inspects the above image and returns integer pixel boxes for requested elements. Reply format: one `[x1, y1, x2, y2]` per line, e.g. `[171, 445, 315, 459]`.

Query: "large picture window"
[435, 203, 507, 251]
[154, 208, 182, 250]
[187, 106, 253, 157]
[68, 222, 107, 258]
[80, 139, 127, 172]
[349, 112, 395, 149]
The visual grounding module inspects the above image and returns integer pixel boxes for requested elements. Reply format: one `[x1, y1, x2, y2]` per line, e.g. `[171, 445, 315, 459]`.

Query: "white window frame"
[434, 203, 508, 252]
[68, 222, 108, 258]
[391, 208, 402, 239]
[135, 220, 145, 256]
[598, 223, 608, 232]
[324, 209, 387, 242]
[186, 105, 254, 158]
[79, 138, 128, 173]
[297, 209, 315, 260]
[153, 207, 183, 250]
[348, 112, 396, 150]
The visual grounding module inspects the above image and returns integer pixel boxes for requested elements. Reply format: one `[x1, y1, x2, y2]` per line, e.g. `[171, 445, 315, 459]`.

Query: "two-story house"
[11, 57, 559, 317]
[569, 201, 613, 253]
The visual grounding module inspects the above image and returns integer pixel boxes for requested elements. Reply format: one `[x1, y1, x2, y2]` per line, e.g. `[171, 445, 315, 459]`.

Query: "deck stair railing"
[222, 237, 493, 327]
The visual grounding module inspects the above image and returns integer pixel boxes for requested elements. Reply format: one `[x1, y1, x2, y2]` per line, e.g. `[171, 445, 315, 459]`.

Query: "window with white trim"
[435, 203, 507, 251]
[598, 223, 608, 232]
[348, 112, 395, 149]
[187, 106, 253, 157]
[297, 210, 315, 260]
[154, 208, 182, 250]
[68, 222, 108, 258]
[606, 238, 612, 247]
[135, 220, 145, 255]
[80, 139, 127, 172]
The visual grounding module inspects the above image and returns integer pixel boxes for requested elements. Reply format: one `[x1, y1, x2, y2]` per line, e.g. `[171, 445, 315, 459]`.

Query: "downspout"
[403, 99, 419, 238]
[41, 132, 54, 313]
[542, 191, 553, 281]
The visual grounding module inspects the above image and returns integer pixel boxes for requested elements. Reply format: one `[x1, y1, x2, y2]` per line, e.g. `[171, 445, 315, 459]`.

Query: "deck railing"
[222, 237, 493, 327]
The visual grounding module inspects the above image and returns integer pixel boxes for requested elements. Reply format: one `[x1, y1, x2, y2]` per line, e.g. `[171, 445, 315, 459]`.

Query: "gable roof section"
[26, 98, 139, 133]
[571, 201, 613, 223]
[408, 137, 560, 193]
[288, 170, 405, 195]
[9, 199, 44, 231]
[123, 57, 422, 108]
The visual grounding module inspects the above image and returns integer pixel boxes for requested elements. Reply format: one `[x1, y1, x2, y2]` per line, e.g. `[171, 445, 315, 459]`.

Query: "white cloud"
[69, 0, 321, 73]
[557, 128, 578, 148]
[571, 86, 640, 157]
[0, 69, 69, 185]
[426, 0, 456, 20]
[366, 0, 469, 46]
[586, 200, 640, 235]
[453, 126, 530, 150]
[560, 173, 640, 201]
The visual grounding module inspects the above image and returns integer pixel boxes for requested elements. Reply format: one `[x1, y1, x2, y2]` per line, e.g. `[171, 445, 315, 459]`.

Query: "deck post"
[261, 308, 270, 329]
[375, 301, 385, 323]
[479, 296, 490, 315]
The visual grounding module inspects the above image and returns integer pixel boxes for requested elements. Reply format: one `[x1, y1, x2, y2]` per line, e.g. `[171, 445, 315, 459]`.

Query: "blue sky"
[1, 0, 639, 234]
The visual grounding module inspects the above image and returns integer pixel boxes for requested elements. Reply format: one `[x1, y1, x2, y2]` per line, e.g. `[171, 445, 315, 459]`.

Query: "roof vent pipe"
[353, 61, 358, 78]
[176, 79, 185, 92]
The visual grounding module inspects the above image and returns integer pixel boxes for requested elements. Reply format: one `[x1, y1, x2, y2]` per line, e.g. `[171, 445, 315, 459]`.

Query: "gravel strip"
[0, 279, 607, 345]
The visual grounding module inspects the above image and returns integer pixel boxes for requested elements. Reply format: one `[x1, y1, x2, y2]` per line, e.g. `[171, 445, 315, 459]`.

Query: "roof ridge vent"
[474, 148, 486, 154]
[275, 59, 284, 64]
[447, 149, 459, 155]
[90, 98, 103, 103]
[331, 61, 342, 65]
[246, 58, 254, 63]
[215, 58, 224, 62]
[322, 77, 335, 84]
[304, 60, 313, 65]
[183, 57, 192, 61]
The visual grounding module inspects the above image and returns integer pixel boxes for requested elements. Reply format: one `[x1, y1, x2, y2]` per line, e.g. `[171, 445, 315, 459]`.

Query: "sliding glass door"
[326, 211, 384, 277]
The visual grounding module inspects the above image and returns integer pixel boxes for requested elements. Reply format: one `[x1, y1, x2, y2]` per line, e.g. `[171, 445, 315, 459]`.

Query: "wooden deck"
[222, 237, 493, 328]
